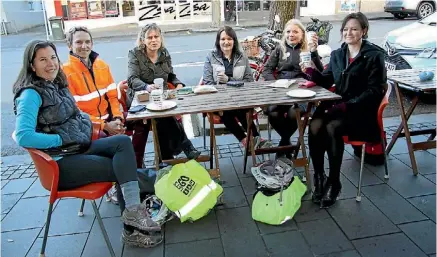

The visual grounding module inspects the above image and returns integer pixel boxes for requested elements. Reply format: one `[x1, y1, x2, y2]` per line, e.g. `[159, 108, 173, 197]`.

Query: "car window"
[419, 12, 437, 25]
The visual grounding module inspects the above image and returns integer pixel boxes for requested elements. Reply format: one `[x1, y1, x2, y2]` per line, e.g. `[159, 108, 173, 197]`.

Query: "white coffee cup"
[306, 31, 316, 49]
[300, 51, 312, 68]
[150, 89, 163, 108]
[153, 78, 164, 92]
[215, 66, 225, 85]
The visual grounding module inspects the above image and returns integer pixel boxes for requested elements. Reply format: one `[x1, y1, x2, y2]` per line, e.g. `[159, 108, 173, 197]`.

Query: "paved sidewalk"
[1, 114, 435, 257]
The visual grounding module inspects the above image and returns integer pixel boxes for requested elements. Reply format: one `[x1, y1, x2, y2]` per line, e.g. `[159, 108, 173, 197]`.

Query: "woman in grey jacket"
[203, 26, 271, 148]
[127, 23, 200, 161]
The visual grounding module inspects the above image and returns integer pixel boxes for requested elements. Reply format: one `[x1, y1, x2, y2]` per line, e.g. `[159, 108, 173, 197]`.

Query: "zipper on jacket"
[82, 72, 102, 119]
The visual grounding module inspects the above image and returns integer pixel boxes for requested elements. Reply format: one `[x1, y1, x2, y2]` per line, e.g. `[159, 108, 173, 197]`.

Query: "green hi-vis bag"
[252, 176, 306, 225]
[155, 160, 223, 223]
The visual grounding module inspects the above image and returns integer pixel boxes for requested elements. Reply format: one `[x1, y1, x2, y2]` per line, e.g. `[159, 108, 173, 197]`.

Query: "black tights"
[266, 105, 299, 144]
[308, 109, 345, 184]
[220, 109, 259, 142]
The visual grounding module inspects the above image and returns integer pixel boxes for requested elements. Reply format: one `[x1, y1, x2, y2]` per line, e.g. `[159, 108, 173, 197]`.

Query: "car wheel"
[394, 13, 408, 19]
[417, 2, 434, 19]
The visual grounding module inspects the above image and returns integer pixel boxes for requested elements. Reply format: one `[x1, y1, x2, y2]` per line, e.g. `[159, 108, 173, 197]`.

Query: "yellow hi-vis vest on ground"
[155, 160, 223, 222]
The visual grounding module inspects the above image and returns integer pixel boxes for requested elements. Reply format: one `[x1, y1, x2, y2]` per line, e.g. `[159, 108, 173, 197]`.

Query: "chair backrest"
[27, 149, 60, 203]
[118, 83, 129, 112]
[377, 82, 392, 131]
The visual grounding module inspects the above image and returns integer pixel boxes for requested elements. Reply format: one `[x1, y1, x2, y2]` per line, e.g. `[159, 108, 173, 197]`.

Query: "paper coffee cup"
[306, 31, 316, 49]
[150, 89, 163, 108]
[300, 51, 312, 68]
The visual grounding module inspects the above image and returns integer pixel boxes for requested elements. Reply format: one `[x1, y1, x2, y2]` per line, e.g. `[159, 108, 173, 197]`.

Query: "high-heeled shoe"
[312, 173, 327, 204]
[320, 180, 342, 209]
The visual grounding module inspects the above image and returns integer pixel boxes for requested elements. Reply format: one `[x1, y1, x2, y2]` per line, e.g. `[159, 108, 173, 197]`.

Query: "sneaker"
[106, 185, 119, 205]
[183, 144, 201, 160]
[121, 205, 161, 232]
[122, 229, 163, 248]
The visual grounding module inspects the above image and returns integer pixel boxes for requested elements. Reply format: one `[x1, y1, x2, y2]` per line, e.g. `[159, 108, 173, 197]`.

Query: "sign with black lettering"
[138, 1, 211, 21]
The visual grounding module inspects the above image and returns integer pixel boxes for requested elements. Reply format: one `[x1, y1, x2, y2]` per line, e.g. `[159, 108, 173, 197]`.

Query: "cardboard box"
[136, 91, 149, 102]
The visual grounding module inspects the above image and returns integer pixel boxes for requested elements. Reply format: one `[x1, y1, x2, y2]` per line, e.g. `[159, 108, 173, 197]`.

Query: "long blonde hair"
[280, 19, 308, 60]
[135, 23, 165, 51]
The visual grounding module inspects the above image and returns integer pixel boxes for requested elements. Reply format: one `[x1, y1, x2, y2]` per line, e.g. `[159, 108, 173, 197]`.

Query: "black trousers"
[265, 105, 300, 144]
[219, 109, 259, 142]
[57, 135, 137, 190]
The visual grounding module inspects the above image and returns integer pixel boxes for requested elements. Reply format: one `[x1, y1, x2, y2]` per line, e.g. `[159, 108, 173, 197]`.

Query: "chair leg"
[381, 137, 390, 179]
[91, 200, 116, 257]
[356, 144, 365, 202]
[203, 115, 206, 148]
[78, 199, 86, 217]
[40, 203, 54, 257]
[267, 121, 272, 142]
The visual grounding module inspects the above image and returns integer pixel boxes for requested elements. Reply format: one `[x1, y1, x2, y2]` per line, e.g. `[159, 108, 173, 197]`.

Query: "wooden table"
[127, 82, 341, 189]
[222, 81, 341, 188]
[126, 88, 242, 181]
[386, 68, 436, 175]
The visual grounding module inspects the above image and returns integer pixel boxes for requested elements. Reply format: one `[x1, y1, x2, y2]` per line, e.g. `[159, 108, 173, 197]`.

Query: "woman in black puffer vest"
[13, 40, 162, 248]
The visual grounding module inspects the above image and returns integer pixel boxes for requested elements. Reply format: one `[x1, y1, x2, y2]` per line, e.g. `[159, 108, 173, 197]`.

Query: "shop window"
[122, 0, 136, 16]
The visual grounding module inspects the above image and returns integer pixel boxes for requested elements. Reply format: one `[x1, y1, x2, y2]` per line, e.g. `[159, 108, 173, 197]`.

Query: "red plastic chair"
[198, 76, 260, 147]
[343, 82, 391, 202]
[25, 123, 116, 257]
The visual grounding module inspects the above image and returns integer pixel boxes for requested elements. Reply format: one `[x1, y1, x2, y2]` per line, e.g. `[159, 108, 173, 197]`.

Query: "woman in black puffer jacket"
[302, 12, 386, 208]
[262, 19, 323, 158]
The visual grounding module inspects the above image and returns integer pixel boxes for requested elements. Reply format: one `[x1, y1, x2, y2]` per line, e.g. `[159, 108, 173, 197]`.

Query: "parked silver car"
[382, 12, 437, 71]
[384, 0, 435, 19]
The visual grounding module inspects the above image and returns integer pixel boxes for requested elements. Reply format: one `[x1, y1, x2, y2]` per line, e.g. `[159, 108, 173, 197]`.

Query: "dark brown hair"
[215, 26, 241, 57]
[340, 12, 369, 40]
[13, 40, 68, 94]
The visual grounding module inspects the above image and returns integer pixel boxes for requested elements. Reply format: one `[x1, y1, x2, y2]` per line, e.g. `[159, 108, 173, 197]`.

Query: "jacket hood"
[211, 48, 243, 60]
[340, 40, 386, 57]
[69, 50, 99, 66]
[131, 46, 170, 63]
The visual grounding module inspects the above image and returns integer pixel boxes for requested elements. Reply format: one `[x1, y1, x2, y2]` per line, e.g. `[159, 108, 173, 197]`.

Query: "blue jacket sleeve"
[14, 89, 63, 149]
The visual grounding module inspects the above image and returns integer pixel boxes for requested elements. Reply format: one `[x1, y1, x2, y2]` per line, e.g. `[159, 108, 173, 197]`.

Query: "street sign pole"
[235, 0, 239, 26]
[41, 0, 50, 40]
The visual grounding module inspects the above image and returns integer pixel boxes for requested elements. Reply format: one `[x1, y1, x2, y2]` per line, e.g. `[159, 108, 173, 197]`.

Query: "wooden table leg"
[294, 104, 311, 189]
[392, 83, 419, 175]
[243, 110, 255, 174]
[151, 119, 162, 171]
[386, 86, 419, 155]
[207, 113, 220, 179]
[293, 102, 313, 159]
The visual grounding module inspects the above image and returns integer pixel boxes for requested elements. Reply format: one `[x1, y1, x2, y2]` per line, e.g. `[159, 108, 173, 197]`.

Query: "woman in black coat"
[302, 12, 386, 208]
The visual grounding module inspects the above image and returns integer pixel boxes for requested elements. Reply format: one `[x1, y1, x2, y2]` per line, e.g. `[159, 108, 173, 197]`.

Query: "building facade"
[1, 0, 45, 34]
[43, 0, 217, 31]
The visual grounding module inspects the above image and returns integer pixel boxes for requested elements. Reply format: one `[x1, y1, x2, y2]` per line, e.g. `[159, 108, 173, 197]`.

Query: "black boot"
[320, 180, 342, 209]
[312, 173, 327, 204]
[183, 144, 201, 160]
